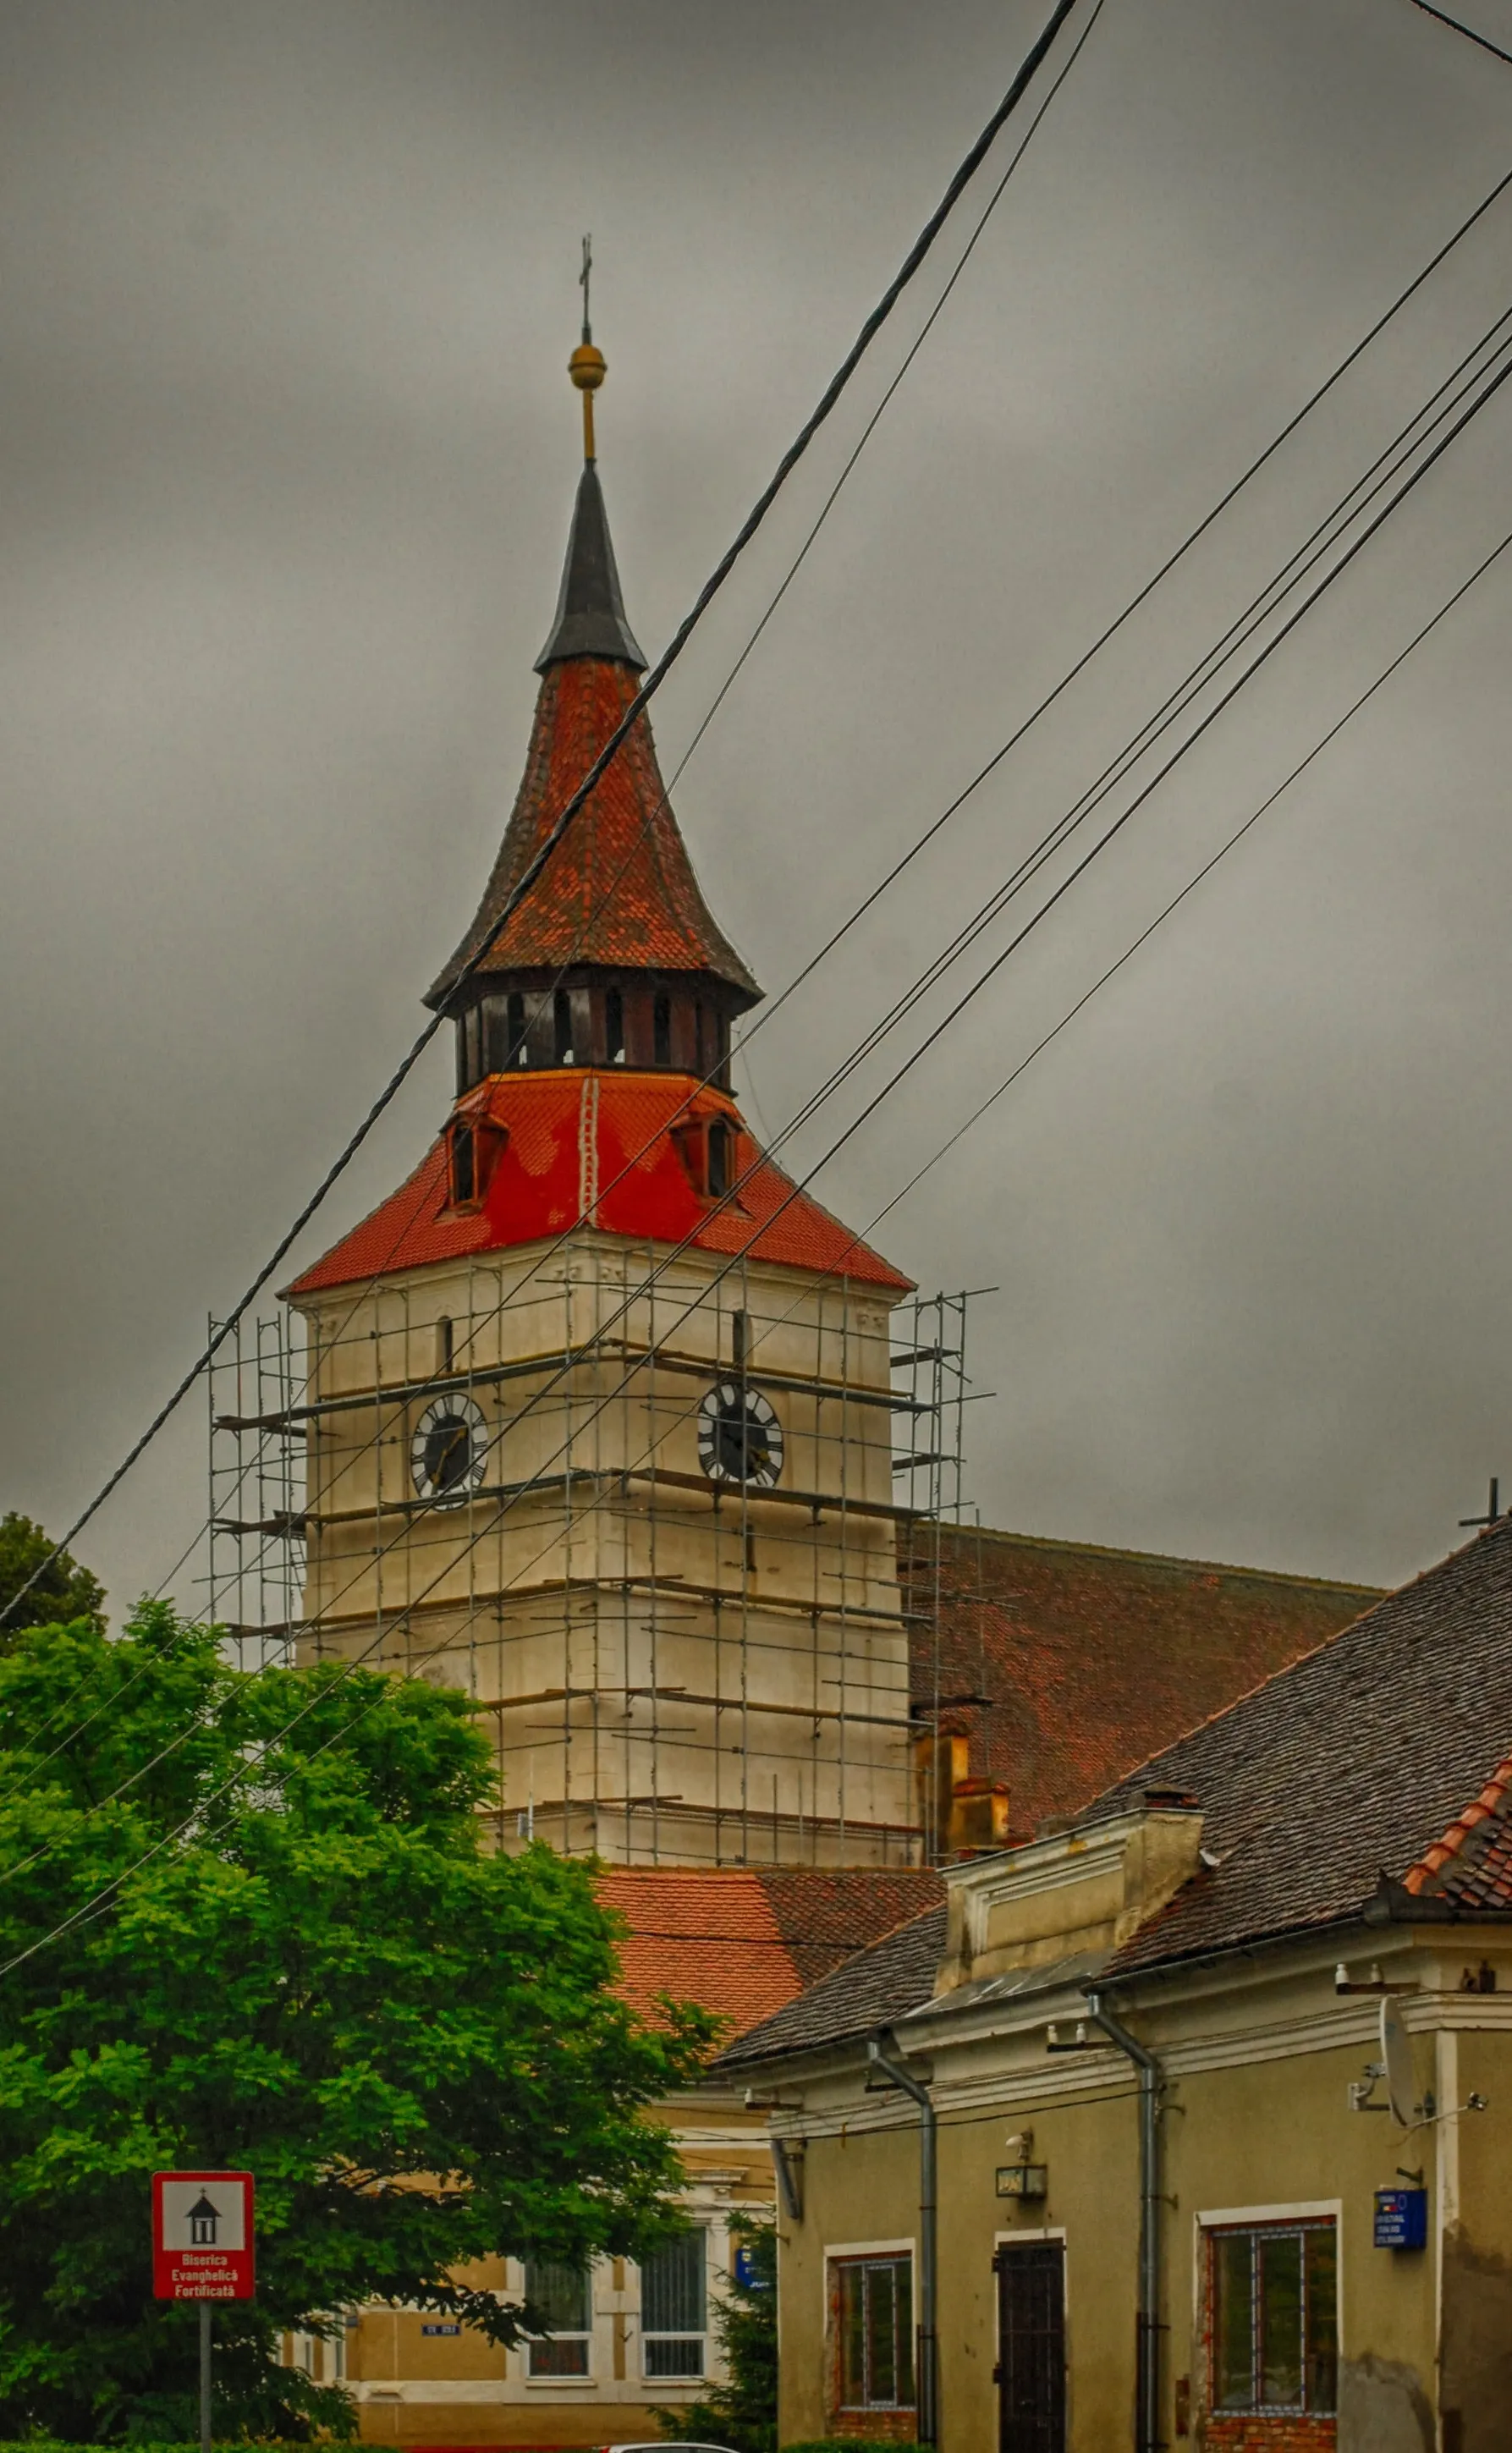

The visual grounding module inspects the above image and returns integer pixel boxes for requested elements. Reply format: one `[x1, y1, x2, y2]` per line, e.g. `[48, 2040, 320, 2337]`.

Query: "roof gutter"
[1086, 1990, 1162, 2453]
[867, 2032, 937, 2448]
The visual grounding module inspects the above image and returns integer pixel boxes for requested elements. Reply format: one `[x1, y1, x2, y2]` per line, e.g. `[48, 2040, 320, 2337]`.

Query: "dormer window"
[451, 1124, 476, 1206]
[446, 1114, 506, 1211]
[674, 1116, 738, 1204]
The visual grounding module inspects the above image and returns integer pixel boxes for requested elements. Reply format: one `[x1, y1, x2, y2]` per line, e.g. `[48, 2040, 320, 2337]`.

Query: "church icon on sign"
[188, 2195, 220, 2247]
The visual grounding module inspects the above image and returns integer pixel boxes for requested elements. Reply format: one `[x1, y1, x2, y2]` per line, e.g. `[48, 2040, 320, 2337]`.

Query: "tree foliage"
[659, 2211, 777, 2453]
[0, 1599, 716, 2442]
[0, 1514, 105, 1648]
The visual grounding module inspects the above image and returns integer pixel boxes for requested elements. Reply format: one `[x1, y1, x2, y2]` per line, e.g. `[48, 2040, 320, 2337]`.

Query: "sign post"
[152, 2172, 256, 2453]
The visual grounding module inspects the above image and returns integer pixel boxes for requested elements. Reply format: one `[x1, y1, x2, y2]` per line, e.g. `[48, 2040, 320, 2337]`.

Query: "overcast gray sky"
[5, 0, 1512, 1620]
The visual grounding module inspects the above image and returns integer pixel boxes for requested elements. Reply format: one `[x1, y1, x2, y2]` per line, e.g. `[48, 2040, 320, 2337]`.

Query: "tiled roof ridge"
[1402, 1750, 1512, 1895]
[930, 1520, 1383, 1598]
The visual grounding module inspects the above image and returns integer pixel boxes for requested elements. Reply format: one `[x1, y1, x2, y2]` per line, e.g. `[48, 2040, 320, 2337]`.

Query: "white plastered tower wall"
[286, 1223, 920, 1867]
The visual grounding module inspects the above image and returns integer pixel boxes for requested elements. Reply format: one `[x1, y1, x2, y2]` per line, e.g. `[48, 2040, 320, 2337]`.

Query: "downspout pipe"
[867, 2032, 938, 2447]
[1086, 1991, 1162, 2453]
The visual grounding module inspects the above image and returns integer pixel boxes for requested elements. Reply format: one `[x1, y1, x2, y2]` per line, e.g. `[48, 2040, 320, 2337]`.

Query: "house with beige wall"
[725, 1516, 1512, 2453]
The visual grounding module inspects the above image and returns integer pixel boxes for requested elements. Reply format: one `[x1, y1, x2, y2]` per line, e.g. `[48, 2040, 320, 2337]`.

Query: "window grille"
[525, 2260, 591, 2378]
[834, 2255, 915, 2412]
[1208, 2219, 1337, 2416]
[641, 2230, 707, 2378]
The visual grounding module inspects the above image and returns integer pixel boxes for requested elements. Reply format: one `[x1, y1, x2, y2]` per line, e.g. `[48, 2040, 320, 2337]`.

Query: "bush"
[782, 2442, 934, 2453]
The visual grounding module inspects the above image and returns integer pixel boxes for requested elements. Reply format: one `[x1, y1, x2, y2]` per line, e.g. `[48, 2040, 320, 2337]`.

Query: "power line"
[17, 74, 1512, 1787]
[0, 0, 1088, 1634]
[13, 325, 1509, 1932]
[1409, 0, 1512, 66]
[866, 521, 1512, 1240]
[13, 478, 1509, 1980]
[0, 0, 1110, 1769]
[19, 237, 1512, 1794]
[14, 63, 1508, 1658]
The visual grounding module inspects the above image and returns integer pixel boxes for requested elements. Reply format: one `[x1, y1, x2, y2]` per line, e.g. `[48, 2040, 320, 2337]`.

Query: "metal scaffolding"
[207, 1248, 981, 1867]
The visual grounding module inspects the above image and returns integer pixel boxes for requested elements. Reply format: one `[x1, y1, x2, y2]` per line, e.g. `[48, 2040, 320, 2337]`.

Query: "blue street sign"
[1374, 2188, 1427, 2250]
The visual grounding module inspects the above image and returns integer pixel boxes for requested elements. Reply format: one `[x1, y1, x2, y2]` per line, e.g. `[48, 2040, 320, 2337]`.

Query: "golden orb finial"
[572, 234, 605, 462]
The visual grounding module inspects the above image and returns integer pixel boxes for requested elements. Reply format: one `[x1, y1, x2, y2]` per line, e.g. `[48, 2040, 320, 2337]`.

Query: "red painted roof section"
[597, 1866, 946, 2038]
[904, 1521, 1381, 1839]
[284, 1069, 910, 1298]
[427, 657, 759, 1006]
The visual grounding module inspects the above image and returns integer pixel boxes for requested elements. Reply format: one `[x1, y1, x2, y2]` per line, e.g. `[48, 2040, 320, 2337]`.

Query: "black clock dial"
[696, 1383, 783, 1488]
[410, 1394, 489, 1508]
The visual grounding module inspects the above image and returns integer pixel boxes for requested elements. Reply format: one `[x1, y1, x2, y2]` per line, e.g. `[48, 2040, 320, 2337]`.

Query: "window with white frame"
[1207, 2218, 1337, 2417]
[524, 2260, 592, 2377]
[833, 2253, 915, 2412]
[641, 2230, 707, 2378]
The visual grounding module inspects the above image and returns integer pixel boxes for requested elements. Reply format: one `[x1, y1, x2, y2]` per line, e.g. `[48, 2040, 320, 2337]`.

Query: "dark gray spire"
[534, 465, 646, 674]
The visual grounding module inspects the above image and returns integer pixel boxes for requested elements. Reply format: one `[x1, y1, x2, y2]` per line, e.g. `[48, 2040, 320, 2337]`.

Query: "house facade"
[726, 1518, 1512, 2453]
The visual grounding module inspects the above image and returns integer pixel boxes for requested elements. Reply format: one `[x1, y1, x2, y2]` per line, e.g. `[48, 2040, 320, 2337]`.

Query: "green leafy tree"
[659, 2211, 777, 2453]
[0, 1600, 716, 2442]
[0, 1512, 105, 1646]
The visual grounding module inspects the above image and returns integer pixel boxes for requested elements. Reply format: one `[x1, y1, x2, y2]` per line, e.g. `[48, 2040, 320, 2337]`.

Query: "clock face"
[697, 1382, 783, 1488]
[410, 1394, 489, 1508]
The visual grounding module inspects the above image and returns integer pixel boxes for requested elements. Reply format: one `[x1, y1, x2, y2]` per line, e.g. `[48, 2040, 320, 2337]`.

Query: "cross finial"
[1459, 1475, 1504, 1531]
[568, 234, 607, 465]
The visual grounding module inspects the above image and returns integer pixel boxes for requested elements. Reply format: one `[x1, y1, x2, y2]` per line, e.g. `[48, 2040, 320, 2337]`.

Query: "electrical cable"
[13, 465, 1508, 1981]
[11, 330, 1508, 1920]
[756, 300, 1512, 1135]
[17, 96, 1512, 1681]
[1410, 0, 1512, 67]
[0, 0, 1104, 1801]
[16, 247, 1511, 1800]
[0, 0, 1087, 1636]
[276, 273, 1512, 1576]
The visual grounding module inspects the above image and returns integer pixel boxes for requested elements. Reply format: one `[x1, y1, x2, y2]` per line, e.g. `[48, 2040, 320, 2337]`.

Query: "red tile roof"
[1403, 1752, 1512, 1903]
[427, 656, 759, 1008]
[284, 1069, 910, 1297]
[597, 1866, 945, 2038]
[904, 1521, 1379, 1838]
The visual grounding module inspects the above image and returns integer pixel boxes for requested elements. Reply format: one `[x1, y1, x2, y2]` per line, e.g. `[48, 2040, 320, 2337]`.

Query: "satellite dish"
[1381, 1996, 1417, 2126]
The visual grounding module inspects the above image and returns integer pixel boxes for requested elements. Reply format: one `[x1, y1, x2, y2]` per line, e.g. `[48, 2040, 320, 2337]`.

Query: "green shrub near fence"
[782, 2440, 934, 2453]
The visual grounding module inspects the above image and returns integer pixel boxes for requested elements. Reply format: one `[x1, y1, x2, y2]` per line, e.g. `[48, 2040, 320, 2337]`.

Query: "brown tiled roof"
[903, 1522, 1379, 1835]
[598, 1867, 944, 2042]
[723, 1524, 1512, 2064]
[718, 1905, 948, 2069]
[1085, 1517, 1512, 1972]
[426, 655, 759, 1008]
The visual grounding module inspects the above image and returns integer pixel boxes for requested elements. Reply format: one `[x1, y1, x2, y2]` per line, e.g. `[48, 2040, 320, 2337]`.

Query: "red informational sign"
[151, 2170, 255, 2301]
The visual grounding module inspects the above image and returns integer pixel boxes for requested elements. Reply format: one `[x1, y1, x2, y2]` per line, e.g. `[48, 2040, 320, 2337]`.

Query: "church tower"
[283, 335, 917, 1867]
